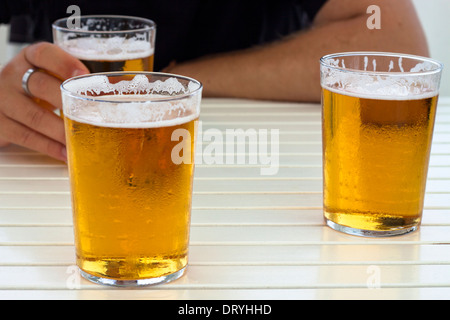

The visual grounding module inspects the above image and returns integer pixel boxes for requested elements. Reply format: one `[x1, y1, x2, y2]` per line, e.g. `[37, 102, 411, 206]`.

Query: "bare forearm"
[167, 0, 428, 102]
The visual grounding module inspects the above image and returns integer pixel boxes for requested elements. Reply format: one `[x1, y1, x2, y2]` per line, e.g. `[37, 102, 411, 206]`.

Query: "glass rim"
[61, 71, 203, 104]
[320, 51, 443, 77]
[52, 15, 156, 34]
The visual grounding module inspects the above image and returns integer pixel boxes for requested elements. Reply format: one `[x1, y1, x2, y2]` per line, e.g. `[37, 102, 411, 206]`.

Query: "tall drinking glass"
[53, 15, 156, 72]
[320, 52, 443, 237]
[61, 72, 202, 286]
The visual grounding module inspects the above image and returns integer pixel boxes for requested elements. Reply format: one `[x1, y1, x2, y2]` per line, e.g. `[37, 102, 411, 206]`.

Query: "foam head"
[320, 52, 443, 100]
[61, 73, 202, 127]
[53, 15, 156, 61]
[58, 36, 154, 61]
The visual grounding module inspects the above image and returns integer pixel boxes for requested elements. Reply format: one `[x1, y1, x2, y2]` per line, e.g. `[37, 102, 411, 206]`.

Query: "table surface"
[0, 97, 449, 300]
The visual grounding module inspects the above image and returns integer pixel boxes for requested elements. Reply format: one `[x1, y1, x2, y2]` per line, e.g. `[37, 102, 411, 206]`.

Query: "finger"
[0, 139, 10, 148]
[2, 48, 63, 107]
[24, 42, 89, 81]
[26, 70, 64, 110]
[2, 93, 66, 145]
[0, 113, 66, 162]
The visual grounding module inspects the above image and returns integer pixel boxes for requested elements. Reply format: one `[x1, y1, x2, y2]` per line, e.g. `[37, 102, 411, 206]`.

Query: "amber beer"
[323, 89, 437, 233]
[320, 52, 443, 236]
[61, 73, 202, 286]
[66, 114, 196, 282]
[78, 53, 154, 73]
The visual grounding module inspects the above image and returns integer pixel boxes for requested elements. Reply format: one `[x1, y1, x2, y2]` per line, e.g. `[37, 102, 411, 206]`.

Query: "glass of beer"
[320, 52, 443, 237]
[60, 72, 202, 286]
[53, 15, 156, 72]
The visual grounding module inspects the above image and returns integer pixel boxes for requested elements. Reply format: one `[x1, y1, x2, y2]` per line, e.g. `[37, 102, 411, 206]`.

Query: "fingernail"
[71, 69, 88, 78]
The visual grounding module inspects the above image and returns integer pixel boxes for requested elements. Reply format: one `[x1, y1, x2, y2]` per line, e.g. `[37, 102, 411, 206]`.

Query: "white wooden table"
[0, 97, 449, 300]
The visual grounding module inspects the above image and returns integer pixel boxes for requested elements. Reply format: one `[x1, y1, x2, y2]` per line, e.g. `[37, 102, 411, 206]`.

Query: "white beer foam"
[321, 56, 440, 100]
[64, 74, 189, 96]
[60, 36, 153, 61]
[63, 75, 200, 128]
[65, 105, 198, 128]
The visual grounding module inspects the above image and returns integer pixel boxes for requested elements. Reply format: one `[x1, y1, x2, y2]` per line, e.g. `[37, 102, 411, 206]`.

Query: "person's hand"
[0, 42, 89, 161]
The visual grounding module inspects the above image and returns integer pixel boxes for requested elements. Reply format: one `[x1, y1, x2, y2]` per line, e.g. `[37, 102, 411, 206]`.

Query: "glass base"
[325, 218, 418, 237]
[80, 266, 186, 287]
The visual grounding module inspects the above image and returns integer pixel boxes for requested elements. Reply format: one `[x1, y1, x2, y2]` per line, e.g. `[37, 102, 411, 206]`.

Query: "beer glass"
[53, 15, 156, 72]
[320, 52, 443, 237]
[61, 72, 202, 286]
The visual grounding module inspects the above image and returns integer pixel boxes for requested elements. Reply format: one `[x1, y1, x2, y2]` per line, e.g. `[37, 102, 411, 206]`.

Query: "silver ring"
[22, 68, 38, 97]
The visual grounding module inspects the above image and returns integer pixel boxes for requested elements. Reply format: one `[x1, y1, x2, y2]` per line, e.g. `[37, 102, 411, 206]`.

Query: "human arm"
[165, 0, 429, 102]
